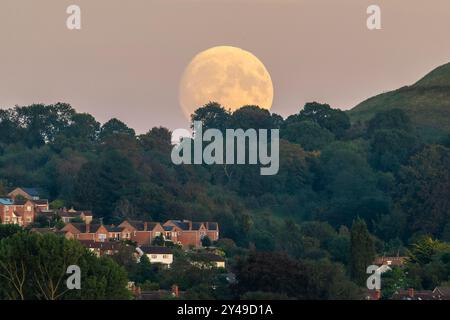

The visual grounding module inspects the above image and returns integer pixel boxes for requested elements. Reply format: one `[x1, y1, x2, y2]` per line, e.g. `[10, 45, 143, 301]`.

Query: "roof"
[391, 289, 435, 300]
[33, 199, 49, 205]
[167, 220, 218, 231]
[124, 220, 159, 231]
[373, 256, 406, 267]
[0, 198, 14, 205]
[20, 187, 40, 197]
[434, 287, 450, 298]
[79, 240, 122, 251]
[69, 223, 102, 233]
[140, 246, 173, 255]
[105, 225, 125, 232]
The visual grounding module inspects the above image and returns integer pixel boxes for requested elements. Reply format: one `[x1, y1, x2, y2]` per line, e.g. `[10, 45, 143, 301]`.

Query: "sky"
[1, 0, 450, 133]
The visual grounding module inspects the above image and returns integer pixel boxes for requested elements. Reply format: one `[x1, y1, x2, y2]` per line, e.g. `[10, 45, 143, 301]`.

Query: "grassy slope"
[348, 62, 450, 140]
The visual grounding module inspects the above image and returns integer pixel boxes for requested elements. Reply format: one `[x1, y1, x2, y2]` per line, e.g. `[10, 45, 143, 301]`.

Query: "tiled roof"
[140, 246, 173, 255]
[70, 223, 102, 233]
[21, 187, 40, 197]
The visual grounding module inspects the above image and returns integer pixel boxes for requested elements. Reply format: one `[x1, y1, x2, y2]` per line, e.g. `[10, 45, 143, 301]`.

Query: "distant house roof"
[19, 187, 41, 197]
[124, 220, 159, 231]
[0, 198, 14, 205]
[105, 225, 125, 232]
[79, 240, 123, 250]
[140, 246, 173, 255]
[167, 220, 218, 231]
[373, 256, 407, 267]
[433, 287, 450, 299]
[70, 223, 102, 233]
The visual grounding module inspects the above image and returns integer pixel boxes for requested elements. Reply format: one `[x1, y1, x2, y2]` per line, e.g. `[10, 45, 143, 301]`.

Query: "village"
[0, 187, 226, 298]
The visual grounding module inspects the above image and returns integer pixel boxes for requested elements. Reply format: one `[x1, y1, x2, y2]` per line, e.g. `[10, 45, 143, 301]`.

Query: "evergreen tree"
[350, 218, 375, 285]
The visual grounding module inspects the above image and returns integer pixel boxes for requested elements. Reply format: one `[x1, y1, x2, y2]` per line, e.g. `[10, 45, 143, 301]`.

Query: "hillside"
[349, 62, 450, 140]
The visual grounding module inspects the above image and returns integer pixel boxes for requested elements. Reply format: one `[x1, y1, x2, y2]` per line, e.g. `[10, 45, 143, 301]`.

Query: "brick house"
[61, 223, 110, 242]
[79, 240, 124, 257]
[163, 220, 219, 248]
[118, 220, 165, 246]
[0, 197, 44, 227]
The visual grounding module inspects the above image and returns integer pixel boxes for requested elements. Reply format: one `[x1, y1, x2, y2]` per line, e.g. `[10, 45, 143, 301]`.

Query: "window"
[163, 255, 169, 259]
[151, 255, 157, 259]
[98, 234, 107, 242]
[26, 206, 32, 212]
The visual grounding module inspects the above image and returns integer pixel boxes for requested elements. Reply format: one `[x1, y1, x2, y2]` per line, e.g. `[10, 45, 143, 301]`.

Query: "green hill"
[349, 62, 450, 140]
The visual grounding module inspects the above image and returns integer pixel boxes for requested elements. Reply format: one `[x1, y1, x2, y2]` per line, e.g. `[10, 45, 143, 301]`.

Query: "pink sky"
[1, 0, 450, 133]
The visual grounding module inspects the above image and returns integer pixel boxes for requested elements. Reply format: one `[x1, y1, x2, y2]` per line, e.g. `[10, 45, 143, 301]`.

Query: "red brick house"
[0, 197, 45, 227]
[119, 220, 165, 246]
[163, 220, 219, 248]
[61, 223, 111, 242]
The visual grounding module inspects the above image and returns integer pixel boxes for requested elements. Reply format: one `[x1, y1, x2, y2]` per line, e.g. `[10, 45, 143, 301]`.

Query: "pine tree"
[350, 218, 375, 286]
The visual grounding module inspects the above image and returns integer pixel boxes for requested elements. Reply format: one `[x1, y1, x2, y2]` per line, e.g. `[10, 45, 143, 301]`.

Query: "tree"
[0, 232, 130, 300]
[289, 102, 350, 138]
[367, 109, 412, 136]
[191, 102, 231, 132]
[398, 145, 450, 237]
[231, 105, 276, 130]
[201, 236, 212, 247]
[350, 218, 375, 285]
[282, 121, 334, 151]
[99, 118, 135, 141]
[152, 234, 165, 246]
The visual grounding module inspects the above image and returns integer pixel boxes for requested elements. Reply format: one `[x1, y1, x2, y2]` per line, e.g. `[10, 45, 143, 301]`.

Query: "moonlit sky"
[1, 0, 450, 133]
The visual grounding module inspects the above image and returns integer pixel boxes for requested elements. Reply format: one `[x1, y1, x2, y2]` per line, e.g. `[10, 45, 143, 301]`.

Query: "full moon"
[179, 46, 274, 119]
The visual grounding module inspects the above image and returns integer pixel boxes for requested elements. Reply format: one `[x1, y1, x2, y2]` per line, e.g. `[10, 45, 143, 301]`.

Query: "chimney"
[375, 290, 381, 300]
[85, 222, 90, 234]
[188, 221, 192, 230]
[408, 288, 415, 298]
[144, 222, 148, 231]
[172, 285, 180, 298]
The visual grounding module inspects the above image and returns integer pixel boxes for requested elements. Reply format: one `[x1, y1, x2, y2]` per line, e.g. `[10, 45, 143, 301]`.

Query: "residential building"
[137, 246, 174, 266]
[119, 220, 165, 245]
[163, 220, 219, 248]
[58, 208, 93, 224]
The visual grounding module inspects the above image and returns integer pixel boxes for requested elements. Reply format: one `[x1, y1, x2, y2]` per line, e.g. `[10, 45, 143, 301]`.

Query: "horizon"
[1, 0, 450, 133]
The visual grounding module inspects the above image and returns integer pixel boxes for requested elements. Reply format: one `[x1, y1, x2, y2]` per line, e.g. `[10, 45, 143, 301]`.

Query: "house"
[163, 220, 219, 248]
[137, 246, 174, 266]
[391, 288, 435, 300]
[58, 208, 93, 224]
[8, 187, 42, 201]
[79, 240, 123, 257]
[119, 220, 165, 245]
[0, 198, 39, 227]
[191, 253, 226, 269]
[373, 256, 407, 267]
[432, 287, 450, 300]
[61, 223, 110, 242]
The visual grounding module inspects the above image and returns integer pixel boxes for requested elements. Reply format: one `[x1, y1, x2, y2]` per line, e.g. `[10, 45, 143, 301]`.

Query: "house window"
[26, 206, 32, 212]
[98, 234, 107, 242]
[163, 255, 169, 259]
[151, 255, 157, 259]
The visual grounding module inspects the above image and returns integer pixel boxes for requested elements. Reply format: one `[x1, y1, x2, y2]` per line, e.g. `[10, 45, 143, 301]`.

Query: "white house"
[137, 246, 174, 267]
